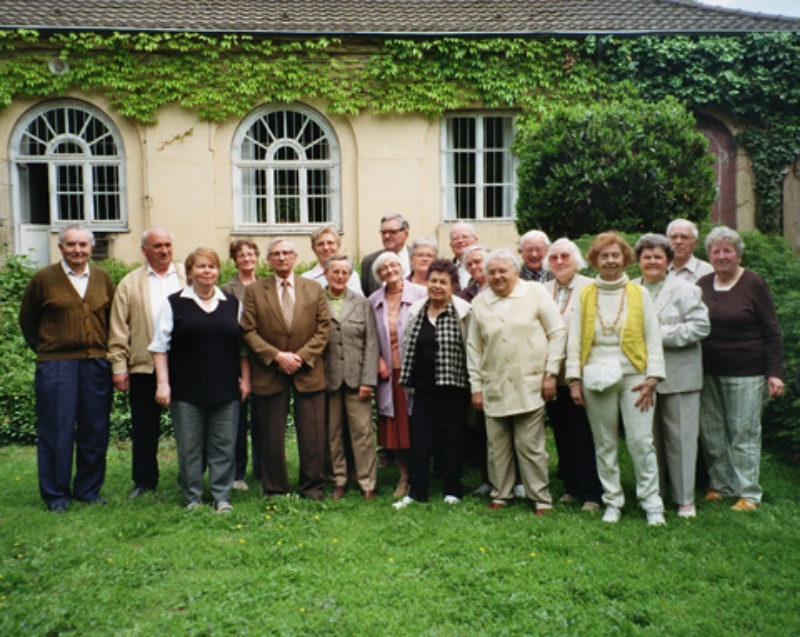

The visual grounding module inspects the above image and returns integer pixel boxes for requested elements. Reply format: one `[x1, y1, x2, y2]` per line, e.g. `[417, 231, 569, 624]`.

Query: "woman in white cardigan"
[566, 232, 666, 526]
[634, 233, 710, 519]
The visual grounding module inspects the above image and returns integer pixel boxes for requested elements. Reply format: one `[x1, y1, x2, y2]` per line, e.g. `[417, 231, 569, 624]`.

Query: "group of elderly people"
[123, 217, 786, 523]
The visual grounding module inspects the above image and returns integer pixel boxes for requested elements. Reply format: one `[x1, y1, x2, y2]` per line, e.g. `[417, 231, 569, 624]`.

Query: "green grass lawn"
[1, 434, 799, 636]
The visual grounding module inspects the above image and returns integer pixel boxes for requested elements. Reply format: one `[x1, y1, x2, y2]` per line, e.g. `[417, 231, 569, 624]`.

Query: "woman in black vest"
[150, 247, 251, 512]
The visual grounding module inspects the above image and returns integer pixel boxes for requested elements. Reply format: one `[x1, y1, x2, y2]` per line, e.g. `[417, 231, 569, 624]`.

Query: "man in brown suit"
[241, 238, 331, 500]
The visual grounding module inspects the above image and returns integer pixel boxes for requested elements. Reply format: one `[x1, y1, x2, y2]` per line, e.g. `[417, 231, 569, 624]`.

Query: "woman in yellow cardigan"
[565, 232, 666, 526]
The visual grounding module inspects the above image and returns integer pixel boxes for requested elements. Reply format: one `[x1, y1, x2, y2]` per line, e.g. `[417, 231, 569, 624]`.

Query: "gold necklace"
[595, 286, 626, 337]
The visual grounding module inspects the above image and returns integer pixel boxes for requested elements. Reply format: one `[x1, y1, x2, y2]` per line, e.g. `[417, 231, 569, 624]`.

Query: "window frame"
[9, 99, 128, 231]
[440, 112, 518, 222]
[232, 103, 341, 234]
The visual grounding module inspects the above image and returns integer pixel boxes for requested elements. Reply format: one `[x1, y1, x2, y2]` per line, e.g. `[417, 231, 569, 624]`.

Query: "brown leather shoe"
[488, 500, 507, 510]
[362, 490, 377, 500]
[534, 506, 553, 516]
[331, 486, 346, 500]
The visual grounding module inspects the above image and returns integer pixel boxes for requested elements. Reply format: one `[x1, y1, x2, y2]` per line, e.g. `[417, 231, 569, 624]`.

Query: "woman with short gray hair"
[697, 226, 784, 512]
[634, 233, 710, 518]
[407, 236, 439, 286]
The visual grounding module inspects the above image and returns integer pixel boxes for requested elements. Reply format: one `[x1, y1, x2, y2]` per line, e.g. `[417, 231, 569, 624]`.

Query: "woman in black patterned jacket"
[394, 260, 472, 509]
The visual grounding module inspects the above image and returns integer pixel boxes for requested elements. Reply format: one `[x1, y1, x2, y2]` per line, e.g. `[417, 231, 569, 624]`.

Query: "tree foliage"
[514, 97, 716, 237]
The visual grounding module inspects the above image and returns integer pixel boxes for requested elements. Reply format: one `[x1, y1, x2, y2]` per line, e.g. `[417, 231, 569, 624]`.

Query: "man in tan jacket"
[241, 238, 331, 500]
[108, 227, 185, 499]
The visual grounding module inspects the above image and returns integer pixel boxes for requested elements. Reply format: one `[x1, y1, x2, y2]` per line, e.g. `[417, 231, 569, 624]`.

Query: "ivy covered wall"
[1, 29, 799, 235]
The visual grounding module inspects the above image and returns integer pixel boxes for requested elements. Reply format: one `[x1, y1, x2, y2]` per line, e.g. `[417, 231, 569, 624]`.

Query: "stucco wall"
[1, 94, 520, 268]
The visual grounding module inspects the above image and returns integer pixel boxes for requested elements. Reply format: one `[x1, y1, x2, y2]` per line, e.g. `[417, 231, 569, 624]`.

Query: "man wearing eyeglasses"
[241, 238, 331, 500]
[666, 219, 713, 282]
[360, 214, 411, 297]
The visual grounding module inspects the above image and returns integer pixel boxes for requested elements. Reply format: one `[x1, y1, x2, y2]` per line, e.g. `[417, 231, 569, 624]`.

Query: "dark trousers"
[409, 387, 468, 502]
[234, 396, 261, 480]
[545, 385, 603, 504]
[129, 373, 162, 490]
[35, 358, 112, 507]
[465, 408, 489, 484]
[253, 387, 326, 498]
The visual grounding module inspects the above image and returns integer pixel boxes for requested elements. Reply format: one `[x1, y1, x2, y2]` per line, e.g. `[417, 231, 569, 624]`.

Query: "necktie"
[281, 279, 294, 325]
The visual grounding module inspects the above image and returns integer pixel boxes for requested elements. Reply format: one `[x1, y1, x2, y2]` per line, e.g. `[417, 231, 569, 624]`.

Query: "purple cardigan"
[369, 281, 427, 417]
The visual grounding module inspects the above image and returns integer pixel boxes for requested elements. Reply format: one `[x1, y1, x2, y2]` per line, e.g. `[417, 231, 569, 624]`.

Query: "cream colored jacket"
[108, 263, 187, 374]
[467, 280, 566, 418]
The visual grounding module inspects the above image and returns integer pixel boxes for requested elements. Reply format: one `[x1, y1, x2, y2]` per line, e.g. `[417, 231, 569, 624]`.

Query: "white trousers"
[584, 374, 663, 512]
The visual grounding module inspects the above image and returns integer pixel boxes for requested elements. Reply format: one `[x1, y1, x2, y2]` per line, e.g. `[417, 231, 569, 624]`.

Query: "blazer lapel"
[338, 290, 356, 323]
[264, 277, 291, 331]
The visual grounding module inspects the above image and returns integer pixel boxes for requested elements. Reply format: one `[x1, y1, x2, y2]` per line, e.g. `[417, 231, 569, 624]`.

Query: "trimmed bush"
[515, 97, 716, 238]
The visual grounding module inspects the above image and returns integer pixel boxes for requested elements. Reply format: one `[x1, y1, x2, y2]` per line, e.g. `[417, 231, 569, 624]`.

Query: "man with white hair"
[519, 230, 554, 283]
[666, 219, 713, 282]
[109, 227, 186, 499]
[19, 225, 115, 512]
[449, 222, 479, 289]
[242, 238, 331, 500]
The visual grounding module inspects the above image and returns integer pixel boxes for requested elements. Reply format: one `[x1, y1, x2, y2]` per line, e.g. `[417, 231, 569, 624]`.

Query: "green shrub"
[515, 96, 716, 238]
[0, 250, 38, 443]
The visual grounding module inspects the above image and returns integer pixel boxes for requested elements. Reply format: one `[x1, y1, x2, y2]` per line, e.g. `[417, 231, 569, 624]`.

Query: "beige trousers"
[486, 406, 552, 508]
[327, 387, 377, 492]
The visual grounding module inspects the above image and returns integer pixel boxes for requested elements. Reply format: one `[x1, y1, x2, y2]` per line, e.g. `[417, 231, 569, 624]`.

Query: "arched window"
[10, 99, 127, 230]
[232, 104, 340, 232]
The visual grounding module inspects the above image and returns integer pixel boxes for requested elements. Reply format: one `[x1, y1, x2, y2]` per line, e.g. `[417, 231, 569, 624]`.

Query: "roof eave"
[3, 25, 796, 38]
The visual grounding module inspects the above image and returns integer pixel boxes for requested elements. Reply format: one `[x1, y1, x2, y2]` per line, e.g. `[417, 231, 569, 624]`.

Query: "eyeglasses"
[268, 250, 295, 258]
[380, 228, 404, 236]
[668, 234, 693, 241]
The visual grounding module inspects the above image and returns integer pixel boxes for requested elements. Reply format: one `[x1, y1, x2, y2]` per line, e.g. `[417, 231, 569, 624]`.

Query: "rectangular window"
[442, 114, 516, 220]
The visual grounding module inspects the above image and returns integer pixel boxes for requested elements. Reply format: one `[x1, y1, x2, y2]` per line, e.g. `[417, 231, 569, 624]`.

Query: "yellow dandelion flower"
[236, 524, 243, 530]
[239, 539, 245, 544]
[332, 538, 339, 543]
[530, 552, 536, 557]
[314, 515, 320, 521]
[107, 558, 113, 563]
[479, 547, 485, 553]
[265, 514, 271, 520]
[297, 543, 303, 548]
[567, 559, 573, 564]
[388, 557, 394, 562]
[279, 524, 284, 529]
[13, 542, 20, 547]
[16, 554, 23, 559]
[276, 540, 282, 545]
[300, 607, 306, 613]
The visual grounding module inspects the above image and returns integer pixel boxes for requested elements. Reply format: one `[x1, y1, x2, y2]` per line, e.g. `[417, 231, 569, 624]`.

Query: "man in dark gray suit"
[360, 214, 411, 297]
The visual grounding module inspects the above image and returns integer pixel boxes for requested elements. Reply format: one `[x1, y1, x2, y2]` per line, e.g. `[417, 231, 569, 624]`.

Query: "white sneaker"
[513, 484, 526, 498]
[393, 495, 415, 510]
[443, 495, 461, 504]
[232, 480, 249, 491]
[602, 505, 622, 523]
[677, 505, 696, 518]
[185, 501, 202, 511]
[472, 483, 492, 496]
[646, 510, 666, 526]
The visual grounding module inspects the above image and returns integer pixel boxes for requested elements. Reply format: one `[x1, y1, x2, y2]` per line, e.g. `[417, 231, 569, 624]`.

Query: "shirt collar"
[180, 285, 226, 302]
[276, 273, 295, 286]
[61, 260, 89, 279]
[146, 262, 177, 277]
